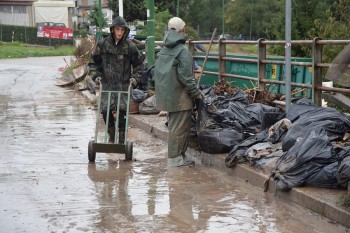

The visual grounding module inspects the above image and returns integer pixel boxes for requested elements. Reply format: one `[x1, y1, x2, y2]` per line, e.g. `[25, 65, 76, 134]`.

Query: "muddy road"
[0, 57, 348, 233]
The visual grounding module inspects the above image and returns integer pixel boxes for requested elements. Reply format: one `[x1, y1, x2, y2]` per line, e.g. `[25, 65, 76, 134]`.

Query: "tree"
[107, 0, 176, 22]
[88, 2, 108, 28]
[184, 0, 222, 37]
[225, 0, 284, 39]
[308, 0, 350, 62]
[107, 0, 146, 22]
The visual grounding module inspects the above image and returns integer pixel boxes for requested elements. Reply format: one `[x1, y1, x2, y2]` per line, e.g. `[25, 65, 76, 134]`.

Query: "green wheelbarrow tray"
[88, 82, 133, 162]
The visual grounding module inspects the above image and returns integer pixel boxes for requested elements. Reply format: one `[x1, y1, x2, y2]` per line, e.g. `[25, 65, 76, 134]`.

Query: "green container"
[195, 52, 312, 98]
[265, 57, 312, 98]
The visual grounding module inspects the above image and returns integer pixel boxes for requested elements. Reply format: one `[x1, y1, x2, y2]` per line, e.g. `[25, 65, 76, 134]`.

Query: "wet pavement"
[0, 56, 349, 233]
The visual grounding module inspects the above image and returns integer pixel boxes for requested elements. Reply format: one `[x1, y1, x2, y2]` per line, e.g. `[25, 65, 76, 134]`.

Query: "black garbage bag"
[286, 99, 320, 122]
[198, 127, 243, 154]
[272, 128, 338, 191]
[282, 104, 350, 151]
[306, 162, 340, 189]
[336, 148, 350, 188]
[197, 87, 282, 154]
[261, 112, 285, 130]
[225, 130, 269, 167]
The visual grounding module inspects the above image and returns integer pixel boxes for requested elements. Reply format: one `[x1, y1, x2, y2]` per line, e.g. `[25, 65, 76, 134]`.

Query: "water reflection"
[86, 158, 341, 233]
[88, 160, 135, 231]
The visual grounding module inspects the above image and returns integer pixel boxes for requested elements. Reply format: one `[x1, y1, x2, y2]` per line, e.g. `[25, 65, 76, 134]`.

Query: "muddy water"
[0, 57, 348, 233]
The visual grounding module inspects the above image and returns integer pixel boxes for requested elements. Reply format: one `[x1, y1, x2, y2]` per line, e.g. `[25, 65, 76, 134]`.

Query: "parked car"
[36, 22, 54, 27]
[54, 23, 66, 28]
[218, 34, 234, 40]
[232, 34, 243, 40]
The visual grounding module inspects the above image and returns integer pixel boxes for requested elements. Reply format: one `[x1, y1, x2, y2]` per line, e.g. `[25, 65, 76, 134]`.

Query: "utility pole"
[249, 0, 253, 40]
[97, 0, 102, 41]
[147, 0, 155, 68]
[176, 0, 179, 17]
[222, 0, 224, 35]
[285, 0, 292, 112]
[119, 0, 123, 17]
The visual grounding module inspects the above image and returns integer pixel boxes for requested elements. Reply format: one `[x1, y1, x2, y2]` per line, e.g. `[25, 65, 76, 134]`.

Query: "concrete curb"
[129, 114, 350, 228]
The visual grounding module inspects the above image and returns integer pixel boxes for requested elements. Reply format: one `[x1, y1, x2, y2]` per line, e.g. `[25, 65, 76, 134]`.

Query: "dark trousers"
[102, 109, 126, 131]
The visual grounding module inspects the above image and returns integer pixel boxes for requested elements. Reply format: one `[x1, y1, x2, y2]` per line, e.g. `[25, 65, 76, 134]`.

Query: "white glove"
[158, 111, 168, 117]
[95, 76, 102, 84]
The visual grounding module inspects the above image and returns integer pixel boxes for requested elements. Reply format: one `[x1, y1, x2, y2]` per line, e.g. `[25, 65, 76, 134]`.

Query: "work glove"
[130, 77, 139, 88]
[195, 91, 205, 100]
[95, 76, 102, 84]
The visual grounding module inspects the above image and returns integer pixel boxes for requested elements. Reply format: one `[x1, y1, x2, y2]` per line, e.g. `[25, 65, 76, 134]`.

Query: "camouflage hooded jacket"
[92, 16, 144, 92]
[92, 16, 144, 111]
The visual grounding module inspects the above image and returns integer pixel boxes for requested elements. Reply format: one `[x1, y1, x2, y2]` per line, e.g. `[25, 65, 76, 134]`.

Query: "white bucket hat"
[168, 17, 186, 32]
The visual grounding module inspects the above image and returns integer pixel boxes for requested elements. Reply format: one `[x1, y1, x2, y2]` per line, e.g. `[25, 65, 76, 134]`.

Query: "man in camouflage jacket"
[93, 16, 144, 143]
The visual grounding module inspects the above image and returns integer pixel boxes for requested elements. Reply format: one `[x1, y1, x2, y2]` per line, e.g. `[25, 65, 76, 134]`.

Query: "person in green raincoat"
[92, 16, 144, 143]
[154, 17, 204, 167]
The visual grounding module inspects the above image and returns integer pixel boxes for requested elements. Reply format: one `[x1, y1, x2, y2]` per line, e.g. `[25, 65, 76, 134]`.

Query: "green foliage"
[108, 0, 147, 22]
[138, 8, 199, 41]
[225, 0, 284, 39]
[0, 42, 74, 59]
[88, 2, 108, 28]
[307, 0, 350, 62]
[183, 0, 222, 37]
[154, 9, 172, 40]
[107, 0, 176, 22]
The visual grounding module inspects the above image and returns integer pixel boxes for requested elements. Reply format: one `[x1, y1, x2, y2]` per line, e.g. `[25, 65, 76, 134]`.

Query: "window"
[0, 5, 12, 14]
[0, 5, 27, 14]
[13, 6, 27, 14]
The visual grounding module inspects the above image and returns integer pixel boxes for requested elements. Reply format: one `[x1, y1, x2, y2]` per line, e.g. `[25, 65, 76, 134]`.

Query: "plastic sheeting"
[35, 6, 70, 26]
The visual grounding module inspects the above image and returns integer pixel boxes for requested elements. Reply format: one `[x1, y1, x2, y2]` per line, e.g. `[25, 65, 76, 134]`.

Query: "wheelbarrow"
[88, 82, 133, 162]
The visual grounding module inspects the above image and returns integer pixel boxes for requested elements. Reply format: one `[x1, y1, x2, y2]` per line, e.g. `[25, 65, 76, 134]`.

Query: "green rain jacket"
[154, 30, 201, 112]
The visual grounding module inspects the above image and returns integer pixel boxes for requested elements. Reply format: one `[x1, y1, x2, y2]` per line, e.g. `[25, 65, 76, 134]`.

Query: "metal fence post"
[312, 37, 323, 106]
[188, 39, 194, 56]
[258, 38, 266, 91]
[218, 38, 226, 81]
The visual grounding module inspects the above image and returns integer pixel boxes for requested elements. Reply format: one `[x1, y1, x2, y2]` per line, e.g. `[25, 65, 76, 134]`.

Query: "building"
[33, 0, 75, 27]
[0, 0, 36, 26]
[0, 0, 111, 28]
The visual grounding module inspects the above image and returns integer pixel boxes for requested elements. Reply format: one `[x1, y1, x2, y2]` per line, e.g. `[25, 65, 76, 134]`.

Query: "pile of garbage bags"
[194, 85, 350, 191]
[196, 86, 283, 154]
[211, 94, 350, 191]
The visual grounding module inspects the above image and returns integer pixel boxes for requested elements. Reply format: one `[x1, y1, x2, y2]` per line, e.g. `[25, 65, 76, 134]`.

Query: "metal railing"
[183, 38, 350, 106]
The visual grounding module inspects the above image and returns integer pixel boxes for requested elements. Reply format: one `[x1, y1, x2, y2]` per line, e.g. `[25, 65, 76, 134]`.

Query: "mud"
[0, 57, 348, 233]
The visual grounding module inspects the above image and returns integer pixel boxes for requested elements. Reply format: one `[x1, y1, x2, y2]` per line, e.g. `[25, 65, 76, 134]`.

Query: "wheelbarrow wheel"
[125, 141, 133, 161]
[88, 140, 96, 162]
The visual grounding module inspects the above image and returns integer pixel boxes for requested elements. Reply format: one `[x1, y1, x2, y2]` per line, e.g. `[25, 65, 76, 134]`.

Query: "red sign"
[37, 26, 73, 40]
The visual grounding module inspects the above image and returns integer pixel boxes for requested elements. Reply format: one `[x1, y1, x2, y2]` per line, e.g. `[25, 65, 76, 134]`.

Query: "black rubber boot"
[119, 131, 125, 144]
[108, 126, 116, 143]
